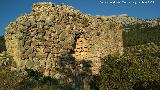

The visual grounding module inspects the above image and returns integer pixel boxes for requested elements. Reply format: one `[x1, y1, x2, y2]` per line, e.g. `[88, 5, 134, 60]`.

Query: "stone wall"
[4, 2, 123, 78]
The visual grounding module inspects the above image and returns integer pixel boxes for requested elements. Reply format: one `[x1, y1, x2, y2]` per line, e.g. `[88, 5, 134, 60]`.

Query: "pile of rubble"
[4, 2, 123, 79]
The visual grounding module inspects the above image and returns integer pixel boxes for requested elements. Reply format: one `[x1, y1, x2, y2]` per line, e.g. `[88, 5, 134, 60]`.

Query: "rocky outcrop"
[4, 2, 123, 79]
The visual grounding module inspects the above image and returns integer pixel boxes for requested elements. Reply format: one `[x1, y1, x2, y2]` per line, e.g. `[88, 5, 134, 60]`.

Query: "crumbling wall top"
[32, 2, 76, 13]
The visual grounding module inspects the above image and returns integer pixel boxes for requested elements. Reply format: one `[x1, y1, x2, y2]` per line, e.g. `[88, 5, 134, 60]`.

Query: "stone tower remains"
[5, 2, 123, 79]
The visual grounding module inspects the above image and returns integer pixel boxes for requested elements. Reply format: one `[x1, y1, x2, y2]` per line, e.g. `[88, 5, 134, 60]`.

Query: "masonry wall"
[4, 2, 123, 78]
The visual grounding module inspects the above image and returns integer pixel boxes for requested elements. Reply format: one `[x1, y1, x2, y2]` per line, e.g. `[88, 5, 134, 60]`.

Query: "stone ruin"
[4, 2, 123, 79]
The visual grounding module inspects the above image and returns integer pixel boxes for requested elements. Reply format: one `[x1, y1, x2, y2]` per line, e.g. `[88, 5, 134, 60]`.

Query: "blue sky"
[0, 0, 160, 36]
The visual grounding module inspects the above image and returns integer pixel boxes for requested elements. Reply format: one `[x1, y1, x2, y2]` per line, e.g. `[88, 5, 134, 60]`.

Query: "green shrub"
[98, 53, 160, 90]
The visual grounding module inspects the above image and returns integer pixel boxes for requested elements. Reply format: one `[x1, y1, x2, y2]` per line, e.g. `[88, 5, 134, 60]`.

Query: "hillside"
[110, 14, 144, 26]
[111, 15, 160, 47]
[110, 14, 160, 27]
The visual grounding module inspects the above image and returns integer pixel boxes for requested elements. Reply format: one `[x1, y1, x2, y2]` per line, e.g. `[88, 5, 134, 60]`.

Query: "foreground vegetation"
[97, 43, 160, 90]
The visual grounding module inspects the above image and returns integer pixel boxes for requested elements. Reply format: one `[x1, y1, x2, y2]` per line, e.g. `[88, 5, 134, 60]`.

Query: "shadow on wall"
[15, 52, 98, 90]
[0, 36, 6, 53]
